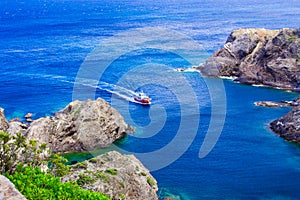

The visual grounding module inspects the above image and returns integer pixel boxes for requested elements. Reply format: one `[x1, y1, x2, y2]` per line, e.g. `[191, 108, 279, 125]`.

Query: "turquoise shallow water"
[1, 0, 300, 199]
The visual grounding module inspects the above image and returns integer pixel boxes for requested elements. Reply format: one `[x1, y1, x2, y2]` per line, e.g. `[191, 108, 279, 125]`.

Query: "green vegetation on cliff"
[5, 165, 109, 200]
[0, 131, 109, 200]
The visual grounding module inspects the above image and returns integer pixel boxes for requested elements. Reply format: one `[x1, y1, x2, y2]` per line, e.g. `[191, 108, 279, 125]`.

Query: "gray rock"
[0, 175, 26, 200]
[0, 108, 9, 132]
[7, 121, 28, 136]
[62, 151, 158, 200]
[26, 118, 33, 123]
[198, 28, 300, 90]
[24, 113, 33, 118]
[27, 98, 134, 153]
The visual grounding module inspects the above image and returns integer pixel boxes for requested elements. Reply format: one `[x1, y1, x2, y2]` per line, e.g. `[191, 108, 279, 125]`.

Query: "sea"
[1, 0, 300, 199]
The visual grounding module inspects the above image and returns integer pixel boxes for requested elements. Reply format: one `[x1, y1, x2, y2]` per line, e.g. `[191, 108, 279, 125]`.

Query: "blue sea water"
[1, 0, 300, 199]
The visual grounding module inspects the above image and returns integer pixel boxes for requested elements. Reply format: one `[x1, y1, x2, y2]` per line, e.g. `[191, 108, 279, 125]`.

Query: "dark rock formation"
[26, 98, 134, 153]
[62, 151, 158, 200]
[198, 28, 300, 90]
[0, 175, 26, 200]
[270, 97, 300, 143]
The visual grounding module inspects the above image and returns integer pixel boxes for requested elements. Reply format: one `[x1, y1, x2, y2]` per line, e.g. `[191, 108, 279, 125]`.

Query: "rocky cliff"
[62, 151, 158, 200]
[26, 98, 134, 153]
[198, 28, 300, 90]
[270, 97, 300, 143]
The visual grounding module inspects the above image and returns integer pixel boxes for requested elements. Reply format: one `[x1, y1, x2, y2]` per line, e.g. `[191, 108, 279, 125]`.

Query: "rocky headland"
[8, 98, 134, 153]
[198, 28, 300, 143]
[198, 28, 300, 90]
[0, 98, 158, 200]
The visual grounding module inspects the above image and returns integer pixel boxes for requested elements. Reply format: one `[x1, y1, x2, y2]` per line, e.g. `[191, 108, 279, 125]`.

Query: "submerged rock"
[26, 98, 134, 153]
[0, 175, 26, 200]
[198, 28, 300, 90]
[62, 151, 158, 200]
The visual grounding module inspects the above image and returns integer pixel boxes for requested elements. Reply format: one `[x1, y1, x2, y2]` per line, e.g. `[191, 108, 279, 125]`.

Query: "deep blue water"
[1, 0, 300, 199]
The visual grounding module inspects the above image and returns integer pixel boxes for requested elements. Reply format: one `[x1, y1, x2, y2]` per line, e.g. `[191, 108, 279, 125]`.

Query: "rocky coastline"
[0, 98, 158, 200]
[198, 28, 300, 143]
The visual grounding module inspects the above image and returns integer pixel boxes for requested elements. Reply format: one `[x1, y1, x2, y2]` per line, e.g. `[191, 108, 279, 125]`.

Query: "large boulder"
[26, 98, 134, 153]
[0, 108, 9, 132]
[62, 151, 158, 200]
[0, 175, 26, 200]
[198, 28, 300, 90]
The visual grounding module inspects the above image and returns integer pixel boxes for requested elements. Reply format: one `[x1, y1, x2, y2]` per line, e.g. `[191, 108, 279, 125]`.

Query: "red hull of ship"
[134, 97, 151, 104]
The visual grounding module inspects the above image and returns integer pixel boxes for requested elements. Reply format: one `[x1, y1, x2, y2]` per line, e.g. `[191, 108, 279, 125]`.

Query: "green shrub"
[76, 173, 96, 186]
[5, 165, 109, 200]
[105, 169, 118, 175]
[119, 194, 125, 200]
[48, 154, 69, 177]
[0, 131, 49, 174]
[146, 177, 155, 186]
[74, 110, 80, 115]
[96, 172, 110, 183]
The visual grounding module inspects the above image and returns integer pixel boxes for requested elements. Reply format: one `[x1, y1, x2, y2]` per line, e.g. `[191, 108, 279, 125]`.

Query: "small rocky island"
[0, 98, 158, 200]
[197, 28, 300, 143]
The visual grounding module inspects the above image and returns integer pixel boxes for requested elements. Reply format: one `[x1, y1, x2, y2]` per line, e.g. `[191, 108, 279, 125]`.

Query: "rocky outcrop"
[26, 98, 134, 153]
[254, 100, 298, 108]
[0, 108, 9, 132]
[62, 151, 158, 200]
[0, 175, 26, 200]
[270, 97, 300, 143]
[7, 121, 28, 136]
[198, 28, 300, 90]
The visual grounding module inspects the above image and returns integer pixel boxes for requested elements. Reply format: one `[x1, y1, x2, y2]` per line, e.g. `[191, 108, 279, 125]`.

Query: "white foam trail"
[72, 77, 142, 104]
[13, 72, 142, 104]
